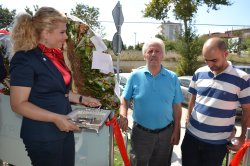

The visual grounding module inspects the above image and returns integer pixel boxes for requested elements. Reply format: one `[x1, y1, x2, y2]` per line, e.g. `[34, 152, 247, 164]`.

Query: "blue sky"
[3, 0, 250, 47]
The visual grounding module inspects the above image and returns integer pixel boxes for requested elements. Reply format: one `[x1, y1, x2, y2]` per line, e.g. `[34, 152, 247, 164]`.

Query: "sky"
[2, 0, 250, 47]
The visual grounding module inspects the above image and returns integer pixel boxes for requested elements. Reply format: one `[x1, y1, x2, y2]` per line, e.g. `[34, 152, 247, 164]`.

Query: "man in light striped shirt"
[181, 37, 250, 166]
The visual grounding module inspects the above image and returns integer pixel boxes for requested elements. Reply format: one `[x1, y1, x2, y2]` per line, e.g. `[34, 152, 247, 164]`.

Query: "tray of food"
[67, 107, 111, 133]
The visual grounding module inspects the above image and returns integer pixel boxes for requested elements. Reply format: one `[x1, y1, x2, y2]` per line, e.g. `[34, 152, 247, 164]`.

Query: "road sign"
[112, 1, 124, 32]
[110, 2, 124, 165]
[112, 32, 122, 56]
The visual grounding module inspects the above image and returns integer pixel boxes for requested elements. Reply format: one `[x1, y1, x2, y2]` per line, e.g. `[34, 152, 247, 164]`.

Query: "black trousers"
[181, 133, 227, 166]
[23, 132, 75, 166]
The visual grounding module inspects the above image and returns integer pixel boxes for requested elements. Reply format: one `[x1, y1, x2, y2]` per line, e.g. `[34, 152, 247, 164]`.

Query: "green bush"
[165, 40, 176, 52]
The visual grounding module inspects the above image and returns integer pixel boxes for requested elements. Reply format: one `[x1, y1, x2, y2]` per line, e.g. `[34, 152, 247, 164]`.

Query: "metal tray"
[67, 108, 111, 133]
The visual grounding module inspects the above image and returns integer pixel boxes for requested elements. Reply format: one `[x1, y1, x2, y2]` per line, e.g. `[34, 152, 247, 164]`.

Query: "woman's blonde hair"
[10, 7, 67, 57]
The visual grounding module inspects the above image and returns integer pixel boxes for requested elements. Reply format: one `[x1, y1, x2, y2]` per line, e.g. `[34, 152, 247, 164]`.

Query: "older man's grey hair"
[142, 38, 165, 56]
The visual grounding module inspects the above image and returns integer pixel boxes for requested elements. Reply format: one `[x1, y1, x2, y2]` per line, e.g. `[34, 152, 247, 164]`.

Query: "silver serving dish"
[67, 108, 111, 133]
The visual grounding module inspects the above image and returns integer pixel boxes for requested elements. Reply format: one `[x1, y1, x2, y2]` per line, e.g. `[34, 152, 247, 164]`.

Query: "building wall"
[225, 28, 250, 38]
[157, 23, 182, 41]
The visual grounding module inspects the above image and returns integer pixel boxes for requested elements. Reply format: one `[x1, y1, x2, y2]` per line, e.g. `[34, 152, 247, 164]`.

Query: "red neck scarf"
[37, 44, 71, 87]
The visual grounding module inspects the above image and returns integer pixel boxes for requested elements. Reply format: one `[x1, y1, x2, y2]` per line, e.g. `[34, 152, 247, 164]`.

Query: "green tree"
[70, 3, 101, 32]
[0, 4, 16, 31]
[128, 45, 134, 50]
[165, 40, 176, 52]
[155, 33, 176, 52]
[240, 37, 248, 51]
[24, 5, 39, 16]
[25, 6, 33, 16]
[175, 29, 206, 76]
[246, 36, 250, 51]
[96, 25, 107, 38]
[155, 33, 167, 41]
[102, 39, 112, 50]
[34, 5, 39, 12]
[233, 30, 243, 38]
[135, 42, 143, 51]
[108, 41, 112, 50]
[122, 42, 127, 51]
[232, 31, 243, 52]
[142, 0, 232, 76]
[220, 37, 241, 53]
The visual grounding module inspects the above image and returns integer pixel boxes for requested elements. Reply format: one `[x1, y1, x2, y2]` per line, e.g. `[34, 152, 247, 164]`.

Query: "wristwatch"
[79, 95, 83, 104]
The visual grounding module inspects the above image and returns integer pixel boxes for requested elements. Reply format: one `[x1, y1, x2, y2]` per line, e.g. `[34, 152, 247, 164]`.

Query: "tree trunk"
[183, 17, 191, 74]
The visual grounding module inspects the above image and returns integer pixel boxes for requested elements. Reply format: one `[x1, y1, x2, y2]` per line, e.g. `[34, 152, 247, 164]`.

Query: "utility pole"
[134, 32, 136, 49]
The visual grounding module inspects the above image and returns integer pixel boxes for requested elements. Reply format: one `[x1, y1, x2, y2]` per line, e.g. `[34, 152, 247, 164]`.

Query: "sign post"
[112, 1, 124, 82]
[110, 1, 124, 166]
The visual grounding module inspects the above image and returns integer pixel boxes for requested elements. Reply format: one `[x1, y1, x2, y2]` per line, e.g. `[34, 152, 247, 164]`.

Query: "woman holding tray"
[9, 7, 100, 166]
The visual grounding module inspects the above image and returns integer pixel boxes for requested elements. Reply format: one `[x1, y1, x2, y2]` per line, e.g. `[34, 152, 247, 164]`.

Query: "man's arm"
[227, 103, 250, 151]
[117, 96, 129, 132]
[170, 102, 182, 146]
[186, 94, 196, 125]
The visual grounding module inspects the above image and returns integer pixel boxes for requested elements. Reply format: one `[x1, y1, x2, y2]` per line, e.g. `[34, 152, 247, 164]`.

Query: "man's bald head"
[202, 37, 229, 75]
[203, 37, 227, 53]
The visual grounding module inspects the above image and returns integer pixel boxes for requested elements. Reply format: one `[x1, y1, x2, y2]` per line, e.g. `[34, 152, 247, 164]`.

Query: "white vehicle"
[131, 66, 145, 73]
[115, 73, 134, 109]
[235, 66, 250, 77]
[178, 76, 192, 105]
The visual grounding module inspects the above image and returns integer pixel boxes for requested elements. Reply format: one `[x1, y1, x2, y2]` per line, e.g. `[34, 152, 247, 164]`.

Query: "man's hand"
[118, 97, 129, 132]
[228, 103, 250, 151]
[226, 136, 244, 151]
[170, 129, 180, 146]
[117, 115, 128, 132]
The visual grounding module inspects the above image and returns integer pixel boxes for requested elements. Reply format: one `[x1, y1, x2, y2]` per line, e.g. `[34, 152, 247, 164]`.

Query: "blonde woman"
[10, 7, 100, 166]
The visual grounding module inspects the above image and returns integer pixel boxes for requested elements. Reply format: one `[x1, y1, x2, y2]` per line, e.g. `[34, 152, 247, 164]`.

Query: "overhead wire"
[98, 21, 250, 27]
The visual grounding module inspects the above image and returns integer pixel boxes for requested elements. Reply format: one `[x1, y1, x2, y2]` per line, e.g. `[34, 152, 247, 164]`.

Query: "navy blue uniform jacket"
[10, 47, 72, 141]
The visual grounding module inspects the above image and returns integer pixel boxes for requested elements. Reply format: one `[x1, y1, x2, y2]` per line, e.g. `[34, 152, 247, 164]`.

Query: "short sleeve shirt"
[187, 61, 250, 144]
[123, 65, 184, 129]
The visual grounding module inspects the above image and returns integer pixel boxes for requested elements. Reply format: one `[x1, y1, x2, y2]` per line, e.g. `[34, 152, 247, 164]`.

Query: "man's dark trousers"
[181, 132, 227, 166]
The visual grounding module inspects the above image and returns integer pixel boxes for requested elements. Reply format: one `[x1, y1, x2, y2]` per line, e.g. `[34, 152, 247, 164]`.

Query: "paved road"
[127, 104, 242, 166]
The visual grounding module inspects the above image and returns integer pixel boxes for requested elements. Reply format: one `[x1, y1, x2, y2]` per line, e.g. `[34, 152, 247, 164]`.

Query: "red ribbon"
[0, 90, 4, 94]
[229, 141, 250, 166]
[105, 116, 131, 166]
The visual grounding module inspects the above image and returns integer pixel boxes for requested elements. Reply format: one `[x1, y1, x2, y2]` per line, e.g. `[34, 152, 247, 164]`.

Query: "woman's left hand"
[84, 97, 101, 108]
[68, 92, 101, 108]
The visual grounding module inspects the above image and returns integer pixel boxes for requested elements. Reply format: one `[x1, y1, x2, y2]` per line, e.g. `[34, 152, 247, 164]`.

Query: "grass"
[114, 138, 131, 166]
[110, 50, 180, 61]
[113, 137, 245, 166]
[197, 53, 250, 63]
[222, 152, 243, 166]
[110, 50, 250, 64]
[226, 54, 250, 63]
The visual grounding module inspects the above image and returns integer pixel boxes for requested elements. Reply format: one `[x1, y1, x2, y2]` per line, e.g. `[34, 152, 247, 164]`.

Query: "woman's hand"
[68, 91, 101, 108]
[83, 96, 101, 108]
[53, 114, 80, 132]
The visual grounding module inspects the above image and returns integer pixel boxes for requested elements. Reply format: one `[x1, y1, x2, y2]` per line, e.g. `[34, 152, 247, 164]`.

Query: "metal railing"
[243, 127, 250, 165]
[123, 127, 132, 166]
[227, 127, 250, 166]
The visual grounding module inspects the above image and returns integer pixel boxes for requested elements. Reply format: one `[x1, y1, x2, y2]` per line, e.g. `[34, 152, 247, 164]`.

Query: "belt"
[134, 121, 173, 133]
